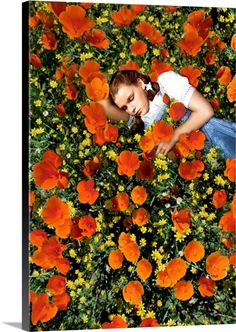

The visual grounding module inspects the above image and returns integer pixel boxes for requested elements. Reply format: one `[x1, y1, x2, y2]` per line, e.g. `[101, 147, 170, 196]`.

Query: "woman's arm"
[97, 97, 129, 122]
[155, 90, 214, 155]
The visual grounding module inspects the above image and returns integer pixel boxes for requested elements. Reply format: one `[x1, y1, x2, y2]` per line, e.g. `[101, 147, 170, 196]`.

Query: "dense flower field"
[28, 1, 236, 330]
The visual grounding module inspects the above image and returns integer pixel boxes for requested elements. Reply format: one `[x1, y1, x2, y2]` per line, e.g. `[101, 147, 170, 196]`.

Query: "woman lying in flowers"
[99, 69, 236, 159]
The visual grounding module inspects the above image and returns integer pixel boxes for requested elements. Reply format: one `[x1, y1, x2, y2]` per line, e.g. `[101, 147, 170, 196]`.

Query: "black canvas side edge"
[22, 1, 30, 330]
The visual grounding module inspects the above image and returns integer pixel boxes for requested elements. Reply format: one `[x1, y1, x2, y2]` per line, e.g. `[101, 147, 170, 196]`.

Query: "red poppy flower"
[29, 230, 47, 247]
[219, 211, 236, 235]
[212, 189, 227, 208]
[53, 292, 70, 310]
[86, 77, 109, 101]
[41, 32, 58, 50]
[104, 123, 119, 143]
[180, 65, 201, 87]
[29, 15, 39, 28]
[177, 22, 203, 57]
[139, 132, 155, 152]
[116, 150, 140, 176]
[102, 316, 128, 328]
[85, 29, 109, 49]
[58, 5, 95, 39]
[198, 276, 216, 297]
[112, 6, 136, 27]
[46, 275, 67, 295]
[29, 54, 42, 69]
[169, 102, 186, 121]
[152, 120, 174, 143]
[79, 216, 97, 237]
[172, 208, 191, 234]
[131, 5, 146, 14]
[204, 52, 217, 65]
[188, 10, 212, 42]
[140, 318, 160, 327]
[109, 192, 130, 212]
[42, 196, 71, 227]
[82, 156, 101, 177]
[81, 102, 107, 134]
[150, 60, 173, 79]
[47, 2, 67, 18]
[76, 179, 99, 204]
[119, 61, 140, 71]
[78, 60, 100, 85]
[130, 40, 147, 56]
[30, 292, 58, 325]
[178, 160, 204, 180]
[136, 159, 154, 181]
[231, 34, 236, 50]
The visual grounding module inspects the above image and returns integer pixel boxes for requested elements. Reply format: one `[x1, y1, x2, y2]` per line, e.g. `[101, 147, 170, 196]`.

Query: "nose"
[128, 104, 136, 115]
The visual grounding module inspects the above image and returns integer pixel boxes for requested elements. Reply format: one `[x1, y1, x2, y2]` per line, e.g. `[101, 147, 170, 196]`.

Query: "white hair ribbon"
[145, 82, 152, 91]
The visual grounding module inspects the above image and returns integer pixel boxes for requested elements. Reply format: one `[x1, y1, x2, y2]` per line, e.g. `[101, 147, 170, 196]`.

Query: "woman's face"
[113, 79, 149, 117]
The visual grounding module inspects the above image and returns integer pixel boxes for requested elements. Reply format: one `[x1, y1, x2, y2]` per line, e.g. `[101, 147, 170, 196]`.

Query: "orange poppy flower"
[108, 249, 124, 270]
[150, 60, 173, 79]
[131, 186, 147, 205]
[29, 190, 35, 207]
[65, 84, 78, 100]
[219, 211, 236, 235]
[224, 158, 236, 182]
[55, 102, 66, 116]
[53, 292, 70, 311]
[119, 60, 140, 71]
[178, 160, 204, 180]
[76, 179, 99, 204]
[93, 127, 106, 146]
[112, 6, 136, 27]
[164, 6, 178, 13]
[29, 54, 42, 69]
[46, 275, 66, 295]
[130, 40, 147, 56]
[122, 241, 140, 262]
[184, 240, 205, 263]
[140, 318, 160, 327]
[122, 280, 144, 305]
[137, 259, 153, 280]
[172, 208, 191, 234]
[222, 237, 234, 249]
[179, 131, 206, 152]
[166, 258, 187, 284]
[229, 252, 236, 266]
[198, 276, 216, 297]
[212, 189, 227, 208]
[47, 2, 67, 18]
[104, 123, 119, 143]
[132, 207, 150, 226]
[83, 156, 101, 177]
[29, 15, 39, 28]
[231, 194, 236, 218]
[177, 22, 203, 57]
[29, 230, 47, 247]
[152, 120, 174, 144]
[169, 102, 186, 121]
[102, 316, 128, 328]
[78, 216, 97, 237]
[78, 60, 100, 85]
[231, 34, 236, 50]
[139, 132, 155, 152]
[80, 3, 93, 10]
[136, 21, 152, 37]
[131, 5, 146, 14]
[118, 232, 131, 249]
[41, 32, 58, 50]
[70, 217, 84, 241]
[206, 252, 229, 280]
[116, 150, 140, 176]
[58, 5, 95, 39]
[81, 102, 107, 134]
[30, 292, 58, 325]
[204, 51, 218, 65]
[188, 10, 212, 42]
[180, 65, 201, 87]
[174, 280, 194, 301]
[86, 76, 109, 101]
[227, 75, 236, 103]
[42, 196, 70, 227]
[32, 236, 69, 274]
[108, 192, 130, 212]
[216, 66, 232, 85]
[136, 159, 154, 181]
[156, 269, 173, 288]
[85, 29, 109, 49]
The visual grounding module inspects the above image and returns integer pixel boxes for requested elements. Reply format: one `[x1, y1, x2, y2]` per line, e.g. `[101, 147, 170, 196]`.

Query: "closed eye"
[121, 94, 134, 111]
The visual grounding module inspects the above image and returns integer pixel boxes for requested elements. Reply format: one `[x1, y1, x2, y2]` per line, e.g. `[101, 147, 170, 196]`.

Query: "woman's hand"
[155, 131, 179, 156]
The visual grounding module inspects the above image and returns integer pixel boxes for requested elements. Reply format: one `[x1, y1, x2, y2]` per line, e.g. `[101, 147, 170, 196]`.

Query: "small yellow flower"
[71, 127, 78, 134]
[34, 100, 42, 107]
[157, 300, 162, 307]
[81, 314, 89, 323]
[49, 80, 58, 88]
[120, 52, 126, 59]
[69, 249, 76, 258]
[32, 270, 39, 277]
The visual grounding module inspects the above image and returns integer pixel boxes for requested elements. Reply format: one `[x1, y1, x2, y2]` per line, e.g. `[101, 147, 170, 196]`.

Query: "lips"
[136, 109, 141, 116]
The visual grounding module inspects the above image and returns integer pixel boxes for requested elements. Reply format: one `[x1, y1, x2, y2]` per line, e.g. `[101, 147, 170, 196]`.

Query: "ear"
[137, 78, 146, 90]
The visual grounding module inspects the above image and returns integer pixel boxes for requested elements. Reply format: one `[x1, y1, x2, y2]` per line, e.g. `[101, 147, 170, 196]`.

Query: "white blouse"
[141, 71, 196, 129]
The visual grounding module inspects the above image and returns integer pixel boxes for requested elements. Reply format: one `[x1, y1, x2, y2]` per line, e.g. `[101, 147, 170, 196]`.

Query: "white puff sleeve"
[157, 71, 196, 108]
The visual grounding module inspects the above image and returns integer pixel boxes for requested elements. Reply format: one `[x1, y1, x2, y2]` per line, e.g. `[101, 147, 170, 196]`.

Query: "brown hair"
[109, 70, 160, 103]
